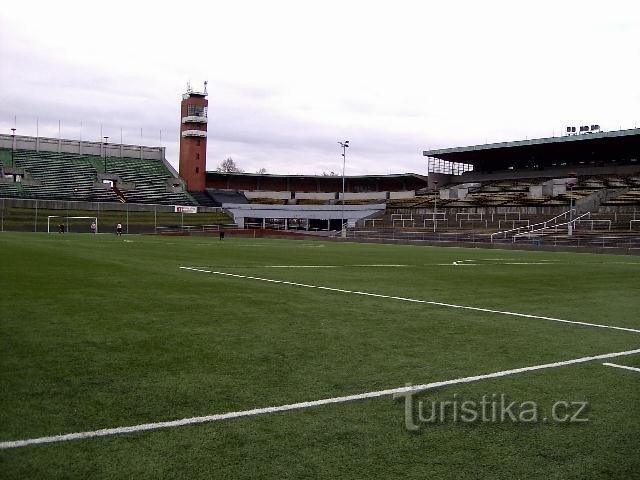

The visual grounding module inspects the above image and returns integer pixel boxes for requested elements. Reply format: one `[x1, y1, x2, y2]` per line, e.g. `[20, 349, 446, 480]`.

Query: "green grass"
[0, 233, 639, 479]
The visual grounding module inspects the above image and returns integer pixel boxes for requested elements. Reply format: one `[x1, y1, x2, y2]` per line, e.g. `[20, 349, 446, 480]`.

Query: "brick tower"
[179, 82, 208, 192]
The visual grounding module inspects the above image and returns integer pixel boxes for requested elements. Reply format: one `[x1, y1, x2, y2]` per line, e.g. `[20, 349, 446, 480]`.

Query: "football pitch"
[1, 232, 639, 479]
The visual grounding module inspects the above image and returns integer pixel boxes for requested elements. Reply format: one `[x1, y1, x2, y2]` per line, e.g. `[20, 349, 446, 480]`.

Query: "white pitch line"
[187, 265, 409, 270]
[179, 267, 640, 335]
[2, 348, 639, 450]
[445, 260, 555, 266]
[262, 264, 408, 268]
[602, 362, 640, 373]
[231, 244, 326, 248]
[264, 265, 337, 268]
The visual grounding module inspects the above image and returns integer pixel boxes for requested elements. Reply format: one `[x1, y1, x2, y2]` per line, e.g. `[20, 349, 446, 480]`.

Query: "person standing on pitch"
[90, 221, 97, 234]
[116, 223, 123, 236]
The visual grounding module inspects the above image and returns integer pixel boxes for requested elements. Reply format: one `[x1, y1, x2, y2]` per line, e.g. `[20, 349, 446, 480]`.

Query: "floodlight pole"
[339, 140, 349, 238]
[567, 173, 576, 236]
[433, 180, 439, 233]
[11, 128, 16, 167]
[103, 136, 109, 173]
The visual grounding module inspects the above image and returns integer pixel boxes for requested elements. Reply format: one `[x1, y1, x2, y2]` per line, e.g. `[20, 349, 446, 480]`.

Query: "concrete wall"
[295, 192, 336, 200]
[542, 178, 574, 197]
[244, 191, 292, 200]
[528, 185, 544, 198]
[441, 187, 467, 199]
[339, 191, 387, 200]
[388, 191, 415, 199]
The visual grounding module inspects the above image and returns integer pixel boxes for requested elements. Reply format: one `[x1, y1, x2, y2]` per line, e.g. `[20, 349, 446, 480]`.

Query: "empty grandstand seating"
[602, 188, 640, 206]
[202, 189, 249, 206]
[431, 175, 640, 209]
[0, 180, 24, 198]
[599, 176, 640, 206]
[188, 191, 219, 207]
[103, 156, 194, 205]
[455, 181, 536, 207]
[0, 148, 195, 205]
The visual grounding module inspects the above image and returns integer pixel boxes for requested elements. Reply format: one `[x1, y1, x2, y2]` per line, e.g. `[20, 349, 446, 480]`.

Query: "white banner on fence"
[175, 205, 198, 213]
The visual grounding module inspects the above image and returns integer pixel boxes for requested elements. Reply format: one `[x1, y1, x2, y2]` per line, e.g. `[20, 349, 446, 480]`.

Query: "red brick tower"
[179, 82, 208, 192]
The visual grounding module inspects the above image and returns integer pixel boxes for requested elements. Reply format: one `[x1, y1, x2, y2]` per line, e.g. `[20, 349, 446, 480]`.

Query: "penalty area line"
[179, 267, 640, 335]
[602, 362, 640, 373]
[2, 347, 639, 450]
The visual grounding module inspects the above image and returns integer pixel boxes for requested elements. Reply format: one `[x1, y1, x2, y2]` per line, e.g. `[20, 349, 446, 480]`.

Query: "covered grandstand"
[206, 171, 428, 194]
[424, 127, 640, 183]
[189, 172, 427, 230]
[419, 128, 640, 210]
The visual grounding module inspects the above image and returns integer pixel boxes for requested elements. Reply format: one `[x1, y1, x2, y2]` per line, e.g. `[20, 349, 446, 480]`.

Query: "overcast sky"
[1, 1, 639, 175]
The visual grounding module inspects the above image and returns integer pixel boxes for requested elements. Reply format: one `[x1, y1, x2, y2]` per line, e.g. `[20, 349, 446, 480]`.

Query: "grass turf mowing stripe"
[602, 362, 640, 373]
[2, 348, 639, 451]
[180, 267, 640, 335]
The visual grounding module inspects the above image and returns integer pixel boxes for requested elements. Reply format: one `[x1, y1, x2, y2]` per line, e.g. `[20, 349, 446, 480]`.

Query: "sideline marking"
[446, 259, 555, 266]
[2, 348, 639, 450]
[180, 267, 640, 335]
[260, 264, 407, 269]
[186, 265, 409, 269]
[602, 362, 640, 373]
[231, 243, 326, 248]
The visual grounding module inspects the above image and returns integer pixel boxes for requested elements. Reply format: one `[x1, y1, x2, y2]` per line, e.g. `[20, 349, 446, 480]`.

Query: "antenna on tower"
[204, 80, 208, 94]
[187, 81, 192, 93]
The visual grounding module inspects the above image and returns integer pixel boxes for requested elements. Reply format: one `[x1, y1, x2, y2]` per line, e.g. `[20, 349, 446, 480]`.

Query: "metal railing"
[490, 209, 575, 242]
[513, 212, 591, 240]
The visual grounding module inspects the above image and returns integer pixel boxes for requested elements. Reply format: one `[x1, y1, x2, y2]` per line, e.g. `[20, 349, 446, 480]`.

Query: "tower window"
[197, 139, 201, 146]
[187, 104, 207, 117]
[196, 153, 200, 160]
[195, 167, 199, 173]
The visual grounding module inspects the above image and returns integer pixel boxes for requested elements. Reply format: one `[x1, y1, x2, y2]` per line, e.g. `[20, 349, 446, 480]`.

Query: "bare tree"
[256, 167, 268, 174]
[216, 157, 243, 173]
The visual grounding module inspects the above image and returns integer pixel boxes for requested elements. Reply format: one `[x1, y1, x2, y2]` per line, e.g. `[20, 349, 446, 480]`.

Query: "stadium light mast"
[11, 128, 16, 168]
[103, 136, 109, 173]
[339, 140, 349, 238]
[567, 173, 576, 236]
[432, 180, 439, 233]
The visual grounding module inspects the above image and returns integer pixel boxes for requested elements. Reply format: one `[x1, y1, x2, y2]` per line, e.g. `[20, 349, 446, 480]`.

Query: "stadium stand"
[103, 156, 195, 205]
[187, 191, 219, 207]
[0, 148, 196, 205]
[202, 189, 249, 206]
